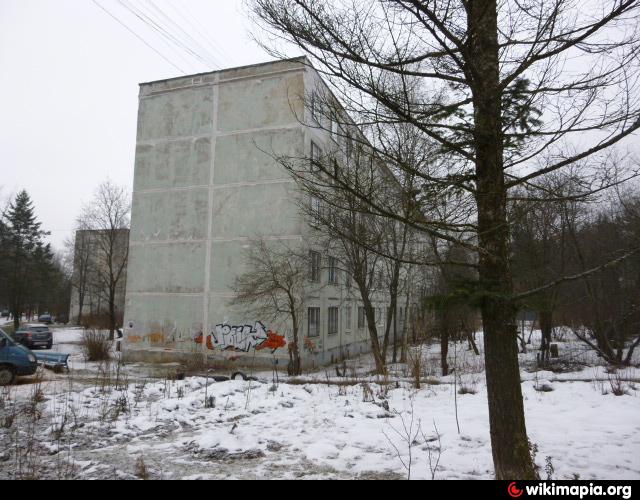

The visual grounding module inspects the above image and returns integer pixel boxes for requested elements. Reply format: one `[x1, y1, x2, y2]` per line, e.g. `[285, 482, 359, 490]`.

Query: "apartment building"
[123, 57, 394, 367]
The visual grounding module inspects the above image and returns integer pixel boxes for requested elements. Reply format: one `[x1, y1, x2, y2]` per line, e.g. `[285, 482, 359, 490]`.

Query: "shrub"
[80, 330, 112, 362]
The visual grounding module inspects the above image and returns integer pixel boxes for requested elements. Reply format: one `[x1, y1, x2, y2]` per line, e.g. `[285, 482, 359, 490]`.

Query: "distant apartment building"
[123, 57, 395, 367]
[69, 229, 129, 325]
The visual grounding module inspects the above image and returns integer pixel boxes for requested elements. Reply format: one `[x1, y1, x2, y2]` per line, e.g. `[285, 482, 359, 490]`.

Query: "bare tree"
[231, 239, 314, 376]
[558, 190, 640, 365]
[427, 242, 478, 376]
[249, 0, 640, 478]
[511, 175, 573, 365]
[77, 181, 130, 338]
[65, 229, 94, 326]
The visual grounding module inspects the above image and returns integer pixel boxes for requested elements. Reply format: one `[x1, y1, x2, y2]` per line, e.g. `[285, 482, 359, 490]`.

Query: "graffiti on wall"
[194, 321, 286, 353]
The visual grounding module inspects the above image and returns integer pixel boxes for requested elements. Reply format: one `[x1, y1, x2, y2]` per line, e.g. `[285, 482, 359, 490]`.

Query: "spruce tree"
[4, 190, 52, 329]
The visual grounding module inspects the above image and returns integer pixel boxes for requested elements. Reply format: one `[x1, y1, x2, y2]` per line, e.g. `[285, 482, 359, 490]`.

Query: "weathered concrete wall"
[125, 59, 307, 363]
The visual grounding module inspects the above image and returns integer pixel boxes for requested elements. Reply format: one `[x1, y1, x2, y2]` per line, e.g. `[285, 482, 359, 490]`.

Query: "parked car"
[55, 314, 69, 325]
[1, 310, 9, 319]
[14, 324, 53, 350]
[0, 328, 38, 386]
[38, 314, 53, 324]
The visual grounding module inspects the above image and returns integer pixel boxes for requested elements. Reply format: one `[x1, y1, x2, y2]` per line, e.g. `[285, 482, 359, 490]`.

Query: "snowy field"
[0, 327, 638, 480]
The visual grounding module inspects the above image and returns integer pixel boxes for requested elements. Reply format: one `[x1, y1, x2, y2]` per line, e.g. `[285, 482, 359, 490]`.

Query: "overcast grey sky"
[0, 0, 280, 251]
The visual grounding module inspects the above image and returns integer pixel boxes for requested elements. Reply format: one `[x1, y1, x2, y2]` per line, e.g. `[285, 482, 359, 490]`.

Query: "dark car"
[38, 314, 53, 325]
[0, 328, 38, 385]
[55, 314, 69, 325]
[1, 310, 9, 319]
[14, 324, 53, 350]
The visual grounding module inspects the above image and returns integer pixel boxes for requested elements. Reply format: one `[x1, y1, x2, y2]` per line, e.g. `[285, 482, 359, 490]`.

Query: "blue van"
[0, 328, 38, 385]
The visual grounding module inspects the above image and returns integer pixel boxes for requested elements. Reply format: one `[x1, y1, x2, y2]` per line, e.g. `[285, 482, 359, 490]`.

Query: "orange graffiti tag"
[256, 331, 287, 352]
[194, 333, 215, 350]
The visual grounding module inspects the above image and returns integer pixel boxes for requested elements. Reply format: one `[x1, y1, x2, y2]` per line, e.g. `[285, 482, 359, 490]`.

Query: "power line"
[91, 0, 187, 75]
[164, 0, 232, 67]
[144, 0, 224, 70]
[116, 0, 201, 74]
[117, 0, 216, 72]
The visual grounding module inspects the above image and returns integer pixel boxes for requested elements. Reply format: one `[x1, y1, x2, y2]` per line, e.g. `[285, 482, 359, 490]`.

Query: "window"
[328, 307, 339, 335]
[310, 196, 322, 226]
[309, 251, 321, 283]
[358, 307, 366, 330]
[308, 307, 320, 338]
[310, 141, 322, 173]
[328, 256, 339, 285]
[311, 92, 319, 123]
[345, 272, 352, 289]
[331, 119, 339, 142]
[345, 130, 354, 159]
[377, 270, 384, 290]
[345, 306, 352, 332]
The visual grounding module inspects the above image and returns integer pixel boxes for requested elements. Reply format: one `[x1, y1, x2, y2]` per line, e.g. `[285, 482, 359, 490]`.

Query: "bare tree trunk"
[392, 301, 398, 364]
[108, 286, 116, 341]
[538, 310, 553, 366]
[440, 322, 449, 377]
[288, 307, 302, 376]
[400, 289, 411, 364]
[470, 0, 536, 479]
[360, 291, 384, 374]
[382, 263, 401, 361]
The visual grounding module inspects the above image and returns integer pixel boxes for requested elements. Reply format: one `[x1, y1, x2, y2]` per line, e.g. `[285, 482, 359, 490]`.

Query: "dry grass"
[135, 456, 149, 480]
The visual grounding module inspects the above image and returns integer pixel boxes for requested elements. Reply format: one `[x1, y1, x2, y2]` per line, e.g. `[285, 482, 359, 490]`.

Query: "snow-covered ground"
[0, 327, 638, 480]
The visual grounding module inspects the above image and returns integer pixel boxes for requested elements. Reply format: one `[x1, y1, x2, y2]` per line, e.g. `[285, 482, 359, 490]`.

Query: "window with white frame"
[345, 130, 354, 159]
[331, 119, 339, 143]
[345, 306, 352, 333]
[328, 256, 339, 285]
[310, 196, 322, 226]
[328, 307, 339, 335]
[308, 307, 320, 338]
[358, 306, 366, 330]
[310, 92, 320, 123]
[309, 251, 321, 283]
[311, 141, 322, 173]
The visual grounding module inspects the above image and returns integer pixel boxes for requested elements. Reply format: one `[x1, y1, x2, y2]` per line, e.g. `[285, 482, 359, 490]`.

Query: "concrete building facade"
[124, 58, 392, 367]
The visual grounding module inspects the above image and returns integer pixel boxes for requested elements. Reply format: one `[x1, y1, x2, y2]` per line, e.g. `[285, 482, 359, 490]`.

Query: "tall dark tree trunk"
[538, 309, 553, 366]
[400, 289, 410, 363]
[392, 302, 398, 364]
[382, 263, 401, 361]
[288, 305, 302, 376]
[440, 323, 450, 377]
[470, 0, 537, 479]
[12, 304, 20, 330]
[77, 291, 85, 325]
[360, 289, 384, 374]
[108, 287, 116, 341]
